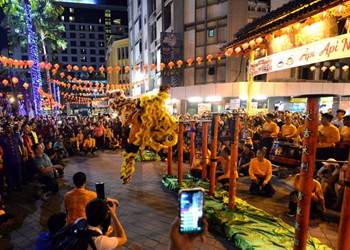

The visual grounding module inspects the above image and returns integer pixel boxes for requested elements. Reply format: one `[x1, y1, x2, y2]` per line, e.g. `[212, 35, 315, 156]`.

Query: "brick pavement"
[0, 150, 340, 250]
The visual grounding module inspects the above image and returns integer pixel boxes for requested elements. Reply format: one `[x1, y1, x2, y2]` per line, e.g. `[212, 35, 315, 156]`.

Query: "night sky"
[0, 9, 7, 52]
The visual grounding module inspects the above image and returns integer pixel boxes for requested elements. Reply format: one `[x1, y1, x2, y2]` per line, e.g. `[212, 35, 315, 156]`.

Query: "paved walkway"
[0, 150, 340, 250]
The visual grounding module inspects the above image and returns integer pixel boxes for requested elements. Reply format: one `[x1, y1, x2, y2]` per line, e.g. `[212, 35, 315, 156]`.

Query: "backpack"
[49, 219, 101, 250]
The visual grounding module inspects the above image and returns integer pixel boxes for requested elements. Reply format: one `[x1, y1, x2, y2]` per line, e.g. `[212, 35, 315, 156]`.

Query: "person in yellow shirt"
[76, 129, 84, 150]
[316, 113, 340, 169]
[190, 144, 211, 179]
[82, 134, 97, 156]
[279, 116, 297, 142]
[259, 113, 279, 160]
[216, 147, 231, 190]
[249, 147, 275, 197]
[334, 115, 350, 161]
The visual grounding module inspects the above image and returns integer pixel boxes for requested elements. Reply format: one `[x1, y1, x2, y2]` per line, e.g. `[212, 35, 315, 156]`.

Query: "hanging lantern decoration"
[66, 64, 72, 71]
[88, 66, 94, 73]
[8, 58, 13, 67]
[27, 60, 34, 67]
[2, 79, 9, 86]
[82, 66, 88, 71]
[106, 84, 110, 90]
[234, 47, 242, 54]
[265, 34, 273, 42]
[72, 78, 77, 83]
[242, 43, 249, 50]
[39, 62, 45, 69]
[134, 65, 140, 71]
[124, 66, 130, 73]
[217, 53, 222, 60]
[225, 48, 233, 57]
[345, 18, 349, 30]
[67, 75, 72, 81]
[335, 4, 344, 16]
[52, 69, 57, 75]
[151, 63, 156, 70]
[329, 66, 336, 72]
[67, 83, 71, 89]
[23, 82, 29, 90]
[260, 48, 267, 56]
[77, 79, 82, 85]
[254, 49, 260, 57]
[249, 40, 256, 47]
[115, 66, 121, 73]
[160, 63, 166, 70]
[73, 65, 79, 71]
[319, 10, 328, 20]
[99, 66, 105, 73]
[0, 56, 8, 66]
[305, 17, 315, 26]
[310, 66, 316, 71]
[275, 30, 283, 37]
[321, 66, 328, 72]
[60, 72, 65, 78]
[13, 60, 19, 68]
[168, 61, 175, 69]
[176, 60, 183, 68]
[54, 63, 60, 70]
[12, 77, 18, 84]
[206, 54, 213, 62]
[187, 58, 193, 66]
[107, 66, 113, 74]
[196, 57, 203, 64]
[255, 37, 263, 44]
[143, 64, 148, 71]
[342, 65, 349, 71]
[20, 60, 25, 68]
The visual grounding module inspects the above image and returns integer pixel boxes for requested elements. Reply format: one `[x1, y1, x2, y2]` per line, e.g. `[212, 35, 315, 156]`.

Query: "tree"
[0, 0, 66, 116]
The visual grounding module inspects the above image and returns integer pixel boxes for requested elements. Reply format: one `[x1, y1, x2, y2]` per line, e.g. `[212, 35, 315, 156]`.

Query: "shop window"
[208, 29, 214, 37]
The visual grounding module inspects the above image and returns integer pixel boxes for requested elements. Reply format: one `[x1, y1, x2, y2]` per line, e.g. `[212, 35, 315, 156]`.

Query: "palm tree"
[0, 0, 66, 116]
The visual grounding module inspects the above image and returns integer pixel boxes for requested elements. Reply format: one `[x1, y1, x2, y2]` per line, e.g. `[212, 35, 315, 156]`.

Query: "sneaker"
[239, 173, 244, 177]
[286, 211, 295, 218]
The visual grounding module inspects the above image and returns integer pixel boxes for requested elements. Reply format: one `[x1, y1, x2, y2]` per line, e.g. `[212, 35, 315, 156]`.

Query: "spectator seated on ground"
[84, 198, 127, 249]
[190, 144, 211, 179]
[238, 143, 255, 177]
[316, 158, 339, 205]
[32, 143, 64, 201]
[53, 135, 69, 159]
[82, 134, 97, 156]
[64, 172, 97, 225]
[248, 147, 275, 197]
[287, 173, 326, 219]
[217, 147, 231, 190]
[331, 162, 348, 211]
[35, 212, 67, 250]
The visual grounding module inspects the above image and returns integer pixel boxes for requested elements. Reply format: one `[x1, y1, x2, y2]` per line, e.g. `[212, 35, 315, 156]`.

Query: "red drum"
[269, 141, 302, 167]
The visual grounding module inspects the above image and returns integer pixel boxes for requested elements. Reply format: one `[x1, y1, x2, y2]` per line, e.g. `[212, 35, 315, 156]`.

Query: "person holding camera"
[85, 198, 127, 249]
[32, 143, 64, 201]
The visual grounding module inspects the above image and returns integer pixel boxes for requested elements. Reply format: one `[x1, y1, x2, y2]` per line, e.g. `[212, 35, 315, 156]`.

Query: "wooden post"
[201, 121, 210, 180]
[190, 121, 196, 166]
[167, 146, 172, 175]
[337, 146, 350, 249]
[294, 96, 320, 250]
[229, 114, 239, 209]
[178, 122, 184, 183]
[209, 114, 219, 195]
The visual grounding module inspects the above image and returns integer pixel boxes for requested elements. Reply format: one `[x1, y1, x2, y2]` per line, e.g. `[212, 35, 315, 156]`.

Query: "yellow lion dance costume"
[109, 86, 178, 184]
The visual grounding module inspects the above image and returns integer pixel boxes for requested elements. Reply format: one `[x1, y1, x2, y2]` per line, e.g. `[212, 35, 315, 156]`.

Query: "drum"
[269, 141, 302, 167]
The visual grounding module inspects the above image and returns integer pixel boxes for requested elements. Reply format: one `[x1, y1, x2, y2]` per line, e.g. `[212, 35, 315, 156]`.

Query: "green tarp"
[162, 175, 332, 250]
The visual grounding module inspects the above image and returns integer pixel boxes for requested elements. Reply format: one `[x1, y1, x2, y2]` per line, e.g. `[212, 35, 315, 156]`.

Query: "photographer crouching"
[44, 141, 64, 177]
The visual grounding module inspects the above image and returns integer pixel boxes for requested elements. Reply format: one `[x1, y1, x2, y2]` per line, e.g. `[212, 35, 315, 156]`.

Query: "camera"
[95, 182, 114, 207]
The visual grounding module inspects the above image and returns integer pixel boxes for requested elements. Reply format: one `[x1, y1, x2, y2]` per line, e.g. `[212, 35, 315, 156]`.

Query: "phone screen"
[179, 188, 204, 234]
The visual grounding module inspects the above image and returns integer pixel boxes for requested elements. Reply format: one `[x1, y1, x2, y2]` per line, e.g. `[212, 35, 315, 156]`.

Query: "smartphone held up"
[178, 188, 205, 234]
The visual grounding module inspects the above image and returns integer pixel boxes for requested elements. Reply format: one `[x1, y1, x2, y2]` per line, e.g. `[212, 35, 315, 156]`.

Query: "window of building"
[90, 49, 96, 54]
[113, 19, 121, 25]
[81, 49, 86, 54]
[98, 34, 104, 40]
[72, 57, 77, 62]
[105, 21, 111, 25]
[125, 47, 128, 58]
[99, 18, 102, 24]
[69, 24, 75, 30]
[62, 33, 66, 38]
[21, 55, 28, 60]
[62, 56, 68, 62]
[71, 49, 77, 54]
[208, 29, 215, 37]
[70, 33, 76, 38]
[89, 34, 95, 39]
[164, 4, 171, 30]
[117, 27, 123, 33]
[99, 57, 105, 63]
[80, 33, 85, 39]
[117, 48, 121, 59]
[69, 16, 75, 22]
[99, 50, 104, 55]
[79, 25, 85, 31]
[89, 25, 94, 31]
[69, 8, 74, 13]
[98, 26, 104, 32]
[99, 42, 104, 47]
[91, 57, 96, 62]
[81, 57, 86, 62]
[61, 16, 64, 22]
[80, 41, 86, 46]
[90, 41, 96, 47]
[71, 41, 76, 46]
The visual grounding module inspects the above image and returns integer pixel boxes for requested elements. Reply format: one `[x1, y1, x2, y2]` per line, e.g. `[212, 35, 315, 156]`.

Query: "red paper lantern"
[265, 34, 273, 42]
[196, 57, 203, 64]
[107, 66, 113, 73]
[73, 65, 79, 71]
[160, 63, 166, 70]
[151, 64, 156, 70]
[11, 77, 18, 84]
[168, 61, 174, 69]
[143, 64, 148, 71]
[217, 53, 222, 60]
[176, 60, 183, 68]
[2, 79, 9, 86]
[187, 58, 193, 66]
[23, 82, 29, 90]
[88, 66, 94, 73]
[134, 65, 140, 71]
[67, 65, 72, 71]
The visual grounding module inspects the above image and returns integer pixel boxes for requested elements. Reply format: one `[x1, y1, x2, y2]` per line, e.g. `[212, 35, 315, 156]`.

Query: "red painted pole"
[229, 114, 239, 209]
[209, 115, 219, 195]
[294, 96, 320, 250]
[202, 121, 210, 180]
[167, 146, 172, 175]
[178, 122, 184, 183]
[190, 121, 196, 166]
[337, 146, 350, 249]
